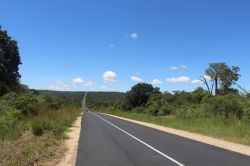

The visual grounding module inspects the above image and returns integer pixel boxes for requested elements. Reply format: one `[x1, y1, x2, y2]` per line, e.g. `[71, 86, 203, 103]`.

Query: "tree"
[123, 83, 154, 110]
[205, 63, 227, 95]
[220, 66, 240, 94]
[205, 63, 240, 95]
[0, 27, 22, 95]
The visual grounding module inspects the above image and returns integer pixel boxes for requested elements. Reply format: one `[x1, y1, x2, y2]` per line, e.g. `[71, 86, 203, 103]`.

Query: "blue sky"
[1, 0, 250, 92]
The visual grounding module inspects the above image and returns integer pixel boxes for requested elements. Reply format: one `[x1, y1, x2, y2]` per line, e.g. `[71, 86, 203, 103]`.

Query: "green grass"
[29, 105, 81, 139]
[96, 108, 250, 146]
[0, 105, 81, 165]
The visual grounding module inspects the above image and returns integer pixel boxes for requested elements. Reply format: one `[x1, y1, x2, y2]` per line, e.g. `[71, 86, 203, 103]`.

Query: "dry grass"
[0, 104, 81, 166]
[0, 132, 67, 166]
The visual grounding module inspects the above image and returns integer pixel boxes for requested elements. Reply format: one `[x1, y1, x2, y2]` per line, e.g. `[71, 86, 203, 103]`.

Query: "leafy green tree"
[220, 66, 240, 94]
[205, 63, 227, 95]
[123, 83, 154, 110]
[205, 63, 240, 95]
[0, 27, 22, 96]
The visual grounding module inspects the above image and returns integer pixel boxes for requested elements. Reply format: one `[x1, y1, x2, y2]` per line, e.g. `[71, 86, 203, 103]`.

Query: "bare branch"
[236, 83, 249, 95]
[200, 76, 212, 94]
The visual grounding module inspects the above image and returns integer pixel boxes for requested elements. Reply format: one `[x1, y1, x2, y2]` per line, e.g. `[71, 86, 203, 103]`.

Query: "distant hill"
[37, 90, 125, 106]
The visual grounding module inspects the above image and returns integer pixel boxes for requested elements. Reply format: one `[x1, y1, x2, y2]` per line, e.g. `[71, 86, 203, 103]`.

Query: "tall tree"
[205, 63, 226, 95]
[123, 83, 154, 110]
[220, 66, 240, 94]
[205, 63, 240, 95]
[0, 27, 22, 95]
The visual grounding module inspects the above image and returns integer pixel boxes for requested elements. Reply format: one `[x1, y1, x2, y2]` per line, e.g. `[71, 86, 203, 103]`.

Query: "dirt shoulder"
[57, 114, 83, 166]
[103, 113, 250, 156]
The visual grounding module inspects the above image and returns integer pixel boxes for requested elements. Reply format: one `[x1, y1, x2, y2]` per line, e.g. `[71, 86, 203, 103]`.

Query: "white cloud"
[109, 44, 115, 48]
[166, 76, 191, 84]
[103, 71, 117, 82]
[72, 77, 84, 84]
[191, 79, 202, 84]
[151, 79, 162, 85]
[41, 78, 95, 91]
[170, 66, 179, 71]
[130, 33, 138, 40]
[180, 65, 188, 69]
[131, 76, 143, 82]
[72, 77, 94, 87]
[204, 75, 212, 80]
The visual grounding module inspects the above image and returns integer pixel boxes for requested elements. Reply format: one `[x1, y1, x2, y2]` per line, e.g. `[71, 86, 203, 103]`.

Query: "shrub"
[31, 120, 45, 136]
[31, 107, 79, 139]
[202, 94, 243, 118]
[0, 109, 24, 140]
[146, 94, 176, 116]
[1, 92, 38, 115]
[147, 103, 159, 116]
[132, 106, 146, 113]
[173, 105, 201, 118]
[44, 95, 62, 110]
[158, 102, 175, 116]
[241, 99, 250, 120]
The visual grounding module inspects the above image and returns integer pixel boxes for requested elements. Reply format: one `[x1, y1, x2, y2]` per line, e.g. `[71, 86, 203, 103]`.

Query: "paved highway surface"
[76, 112, 250, 166]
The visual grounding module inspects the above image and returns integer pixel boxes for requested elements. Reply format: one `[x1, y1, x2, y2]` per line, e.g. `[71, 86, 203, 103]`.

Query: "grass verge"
[0, 132, 65, 166]
[0, 106, 81, 166]
[96, 108, 250, 146]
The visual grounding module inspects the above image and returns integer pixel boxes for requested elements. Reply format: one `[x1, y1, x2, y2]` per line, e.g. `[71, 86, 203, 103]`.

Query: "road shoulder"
[57, 114, 83, 166]
[102, 113, 250, 156]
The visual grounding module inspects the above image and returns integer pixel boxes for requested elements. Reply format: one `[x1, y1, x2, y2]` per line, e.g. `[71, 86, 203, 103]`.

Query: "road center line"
[90, 112, 185, 166]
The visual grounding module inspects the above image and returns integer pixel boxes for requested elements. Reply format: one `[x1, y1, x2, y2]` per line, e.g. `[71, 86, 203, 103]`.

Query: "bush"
[0, 109, 25, 140]
[145, 94, 175, 116]
[241, 99, 250, 120]
[1, 92, 38, 115]
[31, 107, 80, 139]
[132, 106, 146, 113]
[31, 118, 61, 137]
[158, 102, 175, 116]
[174, 105, 202, 118]
[202, 94, 243, 118]
[147, 103, 159, 116]
[44, 95, 62, 110]
[31, 120, 45, 136]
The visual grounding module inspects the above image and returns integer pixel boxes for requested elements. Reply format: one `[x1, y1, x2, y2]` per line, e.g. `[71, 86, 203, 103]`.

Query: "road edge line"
[90, 112, 185, 166]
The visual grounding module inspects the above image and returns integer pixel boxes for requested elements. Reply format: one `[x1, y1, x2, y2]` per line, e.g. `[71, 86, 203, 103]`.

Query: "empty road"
[76, 112, 250, 166]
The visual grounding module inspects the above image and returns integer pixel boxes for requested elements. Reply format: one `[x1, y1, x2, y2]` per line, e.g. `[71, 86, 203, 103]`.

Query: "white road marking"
[90, 112, 185, 166]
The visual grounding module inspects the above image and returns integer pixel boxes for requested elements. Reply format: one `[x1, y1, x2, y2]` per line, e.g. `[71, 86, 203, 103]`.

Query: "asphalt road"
[76, 112, 250, 166]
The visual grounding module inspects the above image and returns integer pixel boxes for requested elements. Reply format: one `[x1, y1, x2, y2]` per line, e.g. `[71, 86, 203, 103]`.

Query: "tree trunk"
[215, 76, 218, 95]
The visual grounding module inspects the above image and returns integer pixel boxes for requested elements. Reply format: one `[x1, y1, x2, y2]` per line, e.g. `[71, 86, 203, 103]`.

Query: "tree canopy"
[123, 83, 158, 110]
[205, 63, 240, 95]
[0, 27, 22, 96]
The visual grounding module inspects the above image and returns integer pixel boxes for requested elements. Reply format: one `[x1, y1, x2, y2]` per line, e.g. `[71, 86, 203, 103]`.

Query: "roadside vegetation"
[91, 63, 250, 146]
[0, 27, 81, 165]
